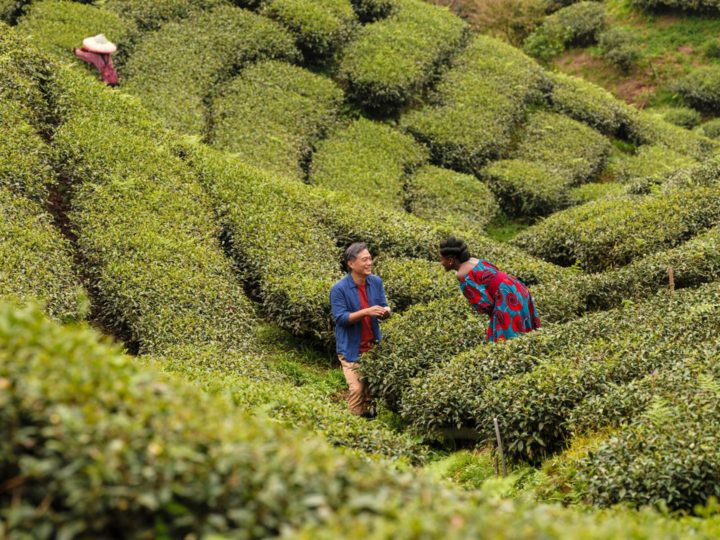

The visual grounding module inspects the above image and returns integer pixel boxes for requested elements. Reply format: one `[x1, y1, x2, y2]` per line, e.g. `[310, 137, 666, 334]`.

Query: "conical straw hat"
[82, 34, 117, 54]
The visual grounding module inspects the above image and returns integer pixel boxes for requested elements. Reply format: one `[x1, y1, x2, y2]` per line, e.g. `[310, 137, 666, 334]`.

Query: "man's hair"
[342, 242, 369, 272]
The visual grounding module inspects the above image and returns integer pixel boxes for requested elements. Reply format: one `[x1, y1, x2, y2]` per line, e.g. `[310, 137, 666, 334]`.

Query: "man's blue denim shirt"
[330, 273, 388, 362]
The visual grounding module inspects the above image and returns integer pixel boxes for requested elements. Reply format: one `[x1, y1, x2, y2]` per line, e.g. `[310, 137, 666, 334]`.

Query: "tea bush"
[3, 302, 714, 539]
[475, 283, 720, 462]
[398, 286, 685, 437]
[375, 256, 456, 311]
[51, 67, 256, 354]
[339, 0, 466, 112]
[181, 143, 342, 342]
[567, 182, 625, 205]
[597, 27, 640, 73]
[123, 5, 299, 134]
[156, 343, 430, 463]
[701, 118, 720, 138]
[482, 111, 610, 216]
[211, 59, 343, 180]
[350, 0, 396, 21]
[614, 144, 696, 184]
[513, 158, 720, 271]
[401, 34, 549, 172]
[631, 0, 720, 12]
[15, 0, 137, 61]
[658, 106, 702, 129]
[261, 0, 357, 60]
[547, 72, 626, 136]
[524, 1, 606, 62]
[104, 0, 225, 30]
[581, 366, 720, 510]
[406, 165, 500, 233]
[310, 117, 428, 207]
[0, 187, 87, 321]
[674, 65, 720, 113]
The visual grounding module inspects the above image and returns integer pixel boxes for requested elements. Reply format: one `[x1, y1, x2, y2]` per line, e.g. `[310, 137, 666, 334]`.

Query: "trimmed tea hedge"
[401, 34, 549, 172]
[406, 165, 500, 233]
[261, 0, 357, 60]
[0, 187, 86, 321]
[580, 365, 720, 510]
[16, 0, 136, 61]
[104, 0, 225, 30]
[631, 0, 720, 13]
[615, 144, 696, 184]
[482, 111, 610, 216]
[3, 302, 715, 538]
[350, 0, 396, 21]
[674, 65, 720, 113]
[339, 0, 466, 112]
[658, 106, 702, 129]
[374, 256, 456, 312]
[474, 283, 720, 463]
[524, 1, 606, 62]
[123, 5, 299, 135]
[701, 118, 720, 138]
[51, 67, 256, 354]
[180, 143, 342, 342]
[547, 71, 627, 136]
[310, 117, 428, 208]
[513, 157, 720, 271]
[156, 343, 430, 463]
[211, 59, 344, 180]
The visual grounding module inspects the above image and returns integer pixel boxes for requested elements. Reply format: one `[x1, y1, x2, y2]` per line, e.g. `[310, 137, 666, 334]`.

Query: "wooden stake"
[493, 417, 507, 477]
[668, 266, 675, 295]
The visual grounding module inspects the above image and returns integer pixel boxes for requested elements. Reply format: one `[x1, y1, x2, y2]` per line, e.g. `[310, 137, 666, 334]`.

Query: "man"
[330, 242, 390, 417]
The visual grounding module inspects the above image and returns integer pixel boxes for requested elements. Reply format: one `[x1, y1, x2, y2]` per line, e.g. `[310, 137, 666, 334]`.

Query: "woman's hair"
[342, 242, 369, 272]
[439, 236, 470, 262]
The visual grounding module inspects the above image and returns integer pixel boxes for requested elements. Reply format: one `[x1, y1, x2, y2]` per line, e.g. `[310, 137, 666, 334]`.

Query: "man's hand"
[365, 305, 388, 317]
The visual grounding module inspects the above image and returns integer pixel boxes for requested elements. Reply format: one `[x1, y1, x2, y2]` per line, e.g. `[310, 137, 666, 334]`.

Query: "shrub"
[524, 1, 606, 61]
[0, 187, 87, 321]
[2, 303, 712, 539]
[580, 371, 720, 510]
[701, 118, 720, 138]
[614, 144, 696, 184]
[406, 165, 500, 232]
[0, 1, 28, 23]
[398, 283, 690, 437]
[657, 106, 702, 129]
[674, 65, 720, 113]
[567, 182, 625, 205]
[15, 0, 137, 61]
[474, 283, 720, 462]
[310, 118, 428, 208]
[401, 34, 549, 172]
[482, 111, 611, 216]
[374, 256, 456, 311]
[123, 5, 299, 135]
[349, 0, 397, 21]
[468, 0, 547, 47]
[339, 0, 466, 112]
[51, 67, 256, 354]
[622, 107, 718, 160]
[180, 143, 342, 342]
[598, 27, 641, 73]
[547, 71, 626, 136]
[261, 0, 357, 61]
[211, 60, 344, 180]
[512, 157, 720, 271]
[104, 0, 225, 30]
[631, 0, 720, 12]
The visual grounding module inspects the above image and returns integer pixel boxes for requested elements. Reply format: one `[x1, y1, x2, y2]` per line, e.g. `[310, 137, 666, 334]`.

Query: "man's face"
[349, 249, 373, 275]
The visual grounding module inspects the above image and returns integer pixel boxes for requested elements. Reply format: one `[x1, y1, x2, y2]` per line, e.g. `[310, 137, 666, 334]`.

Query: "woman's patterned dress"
[458, 259, 540, 342]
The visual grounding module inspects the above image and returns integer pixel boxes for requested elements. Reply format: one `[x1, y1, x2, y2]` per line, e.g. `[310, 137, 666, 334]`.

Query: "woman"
[439, 236, 540, 342]
[330, 242, 390, 417]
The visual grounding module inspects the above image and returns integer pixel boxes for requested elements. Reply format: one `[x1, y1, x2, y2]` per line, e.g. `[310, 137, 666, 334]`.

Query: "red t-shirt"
[357, 283, 375, 353]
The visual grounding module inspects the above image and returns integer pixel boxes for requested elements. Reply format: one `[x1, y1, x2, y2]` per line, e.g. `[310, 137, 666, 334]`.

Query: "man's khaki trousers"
[339, 356, 371, 416]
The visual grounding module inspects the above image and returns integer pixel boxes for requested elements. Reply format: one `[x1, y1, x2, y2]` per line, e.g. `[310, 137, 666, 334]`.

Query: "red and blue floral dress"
[458, 260, 540, 343]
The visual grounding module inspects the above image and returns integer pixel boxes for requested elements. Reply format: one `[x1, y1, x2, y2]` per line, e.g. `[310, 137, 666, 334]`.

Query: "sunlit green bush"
[598, 27, 640, 73]
[406, 165, 500, 232]
[657, 106, 701, 129]
[339, 0, 466, 112]
[51, 67, 256, 354]
[701, 118, 720, 138]
[402, 35, 548, 173]
[513, 157, 720, 271]
[631, 0, 720, 12]
[104, 0, 225, 30]
[261, 0, 357, 60]
[524, 1, 606, 61]
[482, 111, 610, 216]
[310, 117, 428, 207]
[349, 0, 396, 21]
[674, 65, 720, 113]
[211, 60, 343, 180]
[615, 144, 696, 184]
[123, 5, 299, 134]
[547, 71, 626, 135]
[16, 0, 136, 61]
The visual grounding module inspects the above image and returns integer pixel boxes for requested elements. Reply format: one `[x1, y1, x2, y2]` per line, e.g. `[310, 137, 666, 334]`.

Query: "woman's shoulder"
[456, 259, 480, 280]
